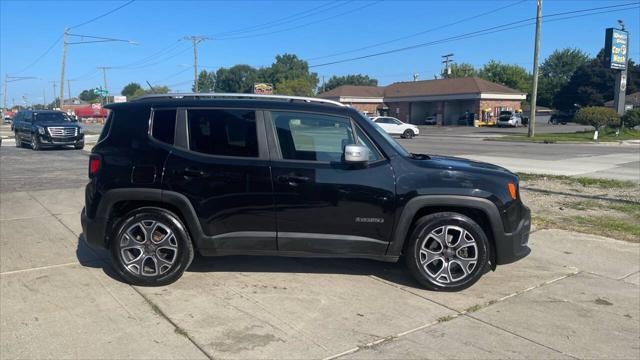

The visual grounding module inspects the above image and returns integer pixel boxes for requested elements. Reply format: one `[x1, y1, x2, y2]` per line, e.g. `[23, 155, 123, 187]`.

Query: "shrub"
[574, 106, 620, 131]
[622, 108, 640, 129]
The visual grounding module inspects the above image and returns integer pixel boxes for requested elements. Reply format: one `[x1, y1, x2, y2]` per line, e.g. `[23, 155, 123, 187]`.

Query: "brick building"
[318, 77, 526, 125]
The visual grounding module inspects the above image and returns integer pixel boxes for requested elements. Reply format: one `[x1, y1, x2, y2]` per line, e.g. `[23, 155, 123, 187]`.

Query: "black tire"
[14, 133, 22, 148]
[402, 129, 415, 139]
[74, 142, 84, 150]
[30, 134, 40, 151]
[405, 212, 489, 292]
[110, 207, 194, 286]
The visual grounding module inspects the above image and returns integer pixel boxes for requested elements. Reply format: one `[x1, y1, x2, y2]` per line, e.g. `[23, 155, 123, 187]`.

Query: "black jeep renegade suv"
[81, 94, 530, 291]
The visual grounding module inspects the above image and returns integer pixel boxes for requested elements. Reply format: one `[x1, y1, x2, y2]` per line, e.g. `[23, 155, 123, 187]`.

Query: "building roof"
[318, 85, 385, 98]
[604, 92, 640, 107]
[317, 77, 525, 100]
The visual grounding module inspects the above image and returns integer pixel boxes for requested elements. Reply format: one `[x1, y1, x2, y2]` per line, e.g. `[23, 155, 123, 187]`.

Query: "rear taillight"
[89, 154, 101, 178]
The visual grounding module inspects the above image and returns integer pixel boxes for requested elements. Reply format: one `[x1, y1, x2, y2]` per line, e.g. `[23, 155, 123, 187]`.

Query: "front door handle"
[278, 174, 310, 185]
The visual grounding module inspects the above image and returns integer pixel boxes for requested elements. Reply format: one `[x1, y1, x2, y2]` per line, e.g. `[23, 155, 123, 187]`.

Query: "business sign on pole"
[113, 95, 127, 103]
[253, 83, 274, 95]
[604, 28, 629, 70]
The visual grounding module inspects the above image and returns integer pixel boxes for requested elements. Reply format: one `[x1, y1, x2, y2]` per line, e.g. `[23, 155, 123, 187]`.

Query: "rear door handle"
[181, 167, 208, 178]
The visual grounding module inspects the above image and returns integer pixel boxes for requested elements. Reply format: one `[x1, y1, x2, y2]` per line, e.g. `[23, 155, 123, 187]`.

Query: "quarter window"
[271, 111, 354, 162]
[354, 124, 382, 161]
[151, 109, 177, 144]
[187, 109, 258, 157]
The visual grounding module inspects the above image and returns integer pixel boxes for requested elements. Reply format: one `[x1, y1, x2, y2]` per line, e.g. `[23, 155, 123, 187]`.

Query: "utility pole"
[59, 27, 69, 111]
[441, 54, 454, 78]
[184, 36, 210, 92]
[67, 79, 72, 100]
[97, 67, 111, 103]
[528, 0, 542, 138]
[2, 74, 7, 111]
[51, 81, 57, 109]
[43, 88, 46, 109]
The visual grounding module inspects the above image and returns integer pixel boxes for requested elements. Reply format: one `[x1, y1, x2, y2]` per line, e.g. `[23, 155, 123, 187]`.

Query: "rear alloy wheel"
[31, 134, 40, 151]
[402, 129, 415, 139]
[406, 212, 489, 291]
[111, 207, 194, 286]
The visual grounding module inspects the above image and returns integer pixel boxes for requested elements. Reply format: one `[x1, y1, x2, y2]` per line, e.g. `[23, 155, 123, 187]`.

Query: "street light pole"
[528, 0, 542, 138]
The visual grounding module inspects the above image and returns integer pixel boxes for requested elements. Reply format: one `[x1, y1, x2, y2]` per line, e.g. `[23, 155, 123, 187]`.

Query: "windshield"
[34, 112, 71, 123]
[499, 111, 512, 116]
[358, 113, 410, 157]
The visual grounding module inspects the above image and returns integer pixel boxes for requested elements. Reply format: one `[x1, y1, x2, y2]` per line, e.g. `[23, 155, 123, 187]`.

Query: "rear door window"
[151, 109, 177, 144]
[187, 109, 258, 157]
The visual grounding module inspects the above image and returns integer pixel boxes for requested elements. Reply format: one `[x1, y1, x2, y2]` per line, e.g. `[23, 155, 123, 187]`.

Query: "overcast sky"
[1, 0, 638, 106]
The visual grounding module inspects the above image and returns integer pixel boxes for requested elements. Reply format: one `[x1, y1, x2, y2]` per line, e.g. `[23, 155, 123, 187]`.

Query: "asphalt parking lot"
[1, 141, 639, 359]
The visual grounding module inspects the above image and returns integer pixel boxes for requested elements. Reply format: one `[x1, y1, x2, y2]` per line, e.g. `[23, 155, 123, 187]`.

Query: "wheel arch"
[97, 188, 203, 249]
[387, 196, 504, 269]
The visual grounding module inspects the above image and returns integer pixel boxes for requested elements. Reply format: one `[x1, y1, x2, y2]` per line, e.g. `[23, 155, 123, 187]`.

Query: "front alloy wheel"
[111, 207, 194, 286]
[418, 225, 478, 284]
[406, 212, 489, 291]
[31, 134, 40, 151]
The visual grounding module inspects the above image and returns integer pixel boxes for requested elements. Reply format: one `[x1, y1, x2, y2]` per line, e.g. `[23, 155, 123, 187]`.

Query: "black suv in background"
[13, 110, 84, 150]
[81, 94, 530, 291]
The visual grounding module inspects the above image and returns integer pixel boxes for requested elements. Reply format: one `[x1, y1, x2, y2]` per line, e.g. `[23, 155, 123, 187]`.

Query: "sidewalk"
[1, 187, 639, 359]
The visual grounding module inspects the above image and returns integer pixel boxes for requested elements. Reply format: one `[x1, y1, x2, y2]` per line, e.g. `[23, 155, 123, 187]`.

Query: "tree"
[276, 78, 315, 97]
[554, 49, 640, 111]
[260, 53, 319, 95]
[321, 74, 378, 93]
[574, 106, 620, 131]
[193, 70, 216, 93]
[215, 65, 259, 93]
[622, 108, 640, 129]
[446, 63, 477, 78]
[478, 60, 531, 94]
[537, 48, 590, 108]
[121, 82, 142, 97]
[129, 85, 170, 99]
[78, 89, 100, 102]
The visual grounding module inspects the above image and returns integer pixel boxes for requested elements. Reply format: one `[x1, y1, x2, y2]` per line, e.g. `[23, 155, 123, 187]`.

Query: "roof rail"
[130, 93, 346, 107]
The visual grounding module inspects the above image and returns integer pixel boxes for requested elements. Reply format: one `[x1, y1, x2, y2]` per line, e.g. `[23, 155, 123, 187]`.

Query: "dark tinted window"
[98, 111, 113, 143]
[151, 109, 176, 144]
[187, 109, 258, 157]
[272, 111, 353, 162]
[34, 112, 70, 123]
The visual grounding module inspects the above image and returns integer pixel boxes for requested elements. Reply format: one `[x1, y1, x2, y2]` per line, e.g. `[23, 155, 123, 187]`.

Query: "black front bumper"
[494, 204, 531, 265]
[38, 133, 84, 146]
[81, 207, 107, 249]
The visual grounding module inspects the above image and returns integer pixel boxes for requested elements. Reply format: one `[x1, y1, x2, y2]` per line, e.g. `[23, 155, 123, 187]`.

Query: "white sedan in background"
[370, 116, 420, 139]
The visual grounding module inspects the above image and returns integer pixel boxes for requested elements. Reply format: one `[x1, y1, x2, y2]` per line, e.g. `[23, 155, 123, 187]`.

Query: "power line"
[211, 1, 347, 37]
[310, 2, 640, 68]
[13, 34, 63, 75]
[215, 1, 383, 40]
[307, 0, 527, 61]
[112, 41, 189, 70]
[69, 0, 136, 29]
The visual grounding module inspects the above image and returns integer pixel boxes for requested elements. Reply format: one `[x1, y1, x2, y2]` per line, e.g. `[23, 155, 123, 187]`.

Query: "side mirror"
[344, 144, 369, 164]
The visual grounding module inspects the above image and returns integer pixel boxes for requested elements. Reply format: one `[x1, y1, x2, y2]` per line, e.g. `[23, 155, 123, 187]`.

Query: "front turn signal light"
[507, 182, 517, 200]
